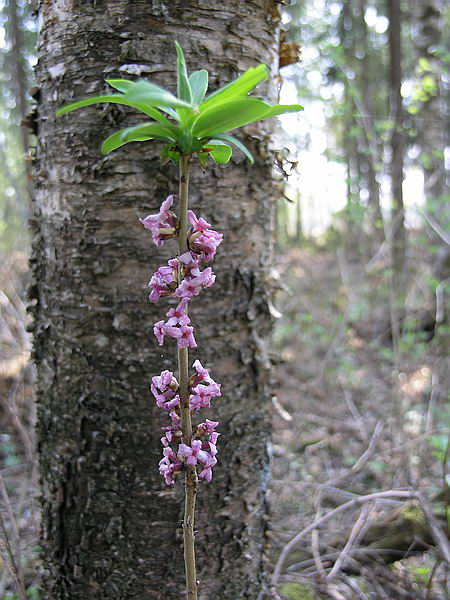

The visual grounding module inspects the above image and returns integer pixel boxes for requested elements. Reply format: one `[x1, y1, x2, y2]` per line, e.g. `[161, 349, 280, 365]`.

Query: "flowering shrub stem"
[56, 41, 304, 600]
[178, 154, 198, 599]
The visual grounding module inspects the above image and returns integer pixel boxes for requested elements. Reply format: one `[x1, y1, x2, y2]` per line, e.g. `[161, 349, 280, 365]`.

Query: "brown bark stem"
[178, 153, 198, 600]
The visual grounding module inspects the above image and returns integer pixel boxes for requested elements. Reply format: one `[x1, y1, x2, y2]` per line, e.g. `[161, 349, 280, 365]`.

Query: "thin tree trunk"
[415, 0, 446, 202]
[388, 0, 407, 288]
[32, 2, 280, 599]
[414, 0, 450, 284]
[296, 190, 303, 244]
[360, 0, 384, 246]
[5, 0, 29, 153]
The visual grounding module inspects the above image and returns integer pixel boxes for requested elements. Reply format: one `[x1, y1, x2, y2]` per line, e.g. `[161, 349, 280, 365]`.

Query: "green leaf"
[176, 107, 198, 131]
[124, 80, 193, 110]
[55, 93, 173, 124]
[175, 42, 193, 104]
[197, 150, 210, 168]
[193, 98, 273, 137]
[208, 143, 232, 164]
[210, 133, 254, 164]
[101, 122, 180, 155]
[56, 94, 142, 116]
[163, 107, 181, 123]
[106, 79, 136, 93]
[106, 79, 174, 124]
[193, 99, 303, 138]
[200, 64, 268, 111]
[189, 70, 209, 104]
[160, 143, 180, 165]
[264, 103, 304, 117]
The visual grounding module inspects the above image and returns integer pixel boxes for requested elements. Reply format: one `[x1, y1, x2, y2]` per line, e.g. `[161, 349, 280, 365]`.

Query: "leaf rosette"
[56, 42, 303, 165]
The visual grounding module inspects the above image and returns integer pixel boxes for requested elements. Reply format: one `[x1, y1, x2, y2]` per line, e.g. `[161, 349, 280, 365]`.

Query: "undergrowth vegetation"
[270, 229, 450, 599]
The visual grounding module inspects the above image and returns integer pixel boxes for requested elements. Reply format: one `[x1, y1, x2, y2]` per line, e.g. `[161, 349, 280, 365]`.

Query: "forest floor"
[270, 242, 450, 599]
[1, 242, 449, 599]
[0, 252, 40, 599]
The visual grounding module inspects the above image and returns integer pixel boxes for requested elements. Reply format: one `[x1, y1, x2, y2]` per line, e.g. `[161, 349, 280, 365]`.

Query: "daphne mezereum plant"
[56, 42, 303, 599]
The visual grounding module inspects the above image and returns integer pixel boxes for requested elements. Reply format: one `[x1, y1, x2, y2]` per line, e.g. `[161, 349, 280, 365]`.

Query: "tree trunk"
[359, 0, 384, 247]
[388, 0, 407, 286]
[414, 0, 450, 284]
[31, 2, 280, 599]
[415, 0, 447, 203]
[4, 0, 29, 153]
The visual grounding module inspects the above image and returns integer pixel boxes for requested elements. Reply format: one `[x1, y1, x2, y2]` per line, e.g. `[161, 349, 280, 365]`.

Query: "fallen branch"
[327, 503, 371, 578]
[272, 488, 450, 588]
[272, 489, 416, 587]
[416, 491, 450, 564]
[0, 511, 27, 600]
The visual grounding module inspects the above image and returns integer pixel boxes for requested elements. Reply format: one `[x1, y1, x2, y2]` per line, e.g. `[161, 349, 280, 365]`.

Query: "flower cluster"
[140, 195, 178, 246]
[141, 195, 222, 485]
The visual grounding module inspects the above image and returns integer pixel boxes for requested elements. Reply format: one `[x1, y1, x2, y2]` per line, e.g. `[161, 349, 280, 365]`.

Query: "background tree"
[31, 1, 281, 598]
[0, 0, 35, 253]
[388, 0, 407, 301]
[412, 0, 450, 285]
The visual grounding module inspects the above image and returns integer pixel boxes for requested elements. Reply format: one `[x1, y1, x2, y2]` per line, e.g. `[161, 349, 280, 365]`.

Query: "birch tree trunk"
[31, 2, 281, 599]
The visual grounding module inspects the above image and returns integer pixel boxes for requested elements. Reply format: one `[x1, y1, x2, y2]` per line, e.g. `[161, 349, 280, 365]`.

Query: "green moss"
[402, 502, 425, 526]
[279, 582, 315, 600]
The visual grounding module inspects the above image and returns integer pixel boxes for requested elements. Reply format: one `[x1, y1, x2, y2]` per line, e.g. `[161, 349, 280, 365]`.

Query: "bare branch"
[416, 492, 450, 564]
[271, 490, 416, 587]
[327, 503, 371, 578]
[0, 511, 27, 600]
[326, 421, 384, 488]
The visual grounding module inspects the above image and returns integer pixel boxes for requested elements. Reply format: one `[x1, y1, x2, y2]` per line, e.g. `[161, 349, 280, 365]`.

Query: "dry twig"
[0, 511, 27, 600]
[271, 489, 416, 587]
[327, 503, 371, 578]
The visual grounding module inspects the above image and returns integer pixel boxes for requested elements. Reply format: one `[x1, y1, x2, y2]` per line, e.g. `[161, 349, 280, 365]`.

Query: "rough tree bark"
[31, 2, 281, 599]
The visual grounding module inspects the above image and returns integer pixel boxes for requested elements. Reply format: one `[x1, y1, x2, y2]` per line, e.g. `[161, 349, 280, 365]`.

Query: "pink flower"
[179, 251, 199, 272]
[147, 204, 222, 486]
[178, 440, 210, 466]
[198, 427, 220, 479]
[204, 431, 219, 457]
[189, 381, 221, 411]
[151, 370, 180, 410]
[196, 419, 219, 436]
[140, 195, 178, 246]
[188, 209, 223, 262]
[148, 259, 178, 302]
[197, 447, 218, 482]
[159, 447, 182, 485]
[198, 456, 217, 482]
[184, 421, 219, 482]
[191, 230, 223, 262]
[174, 267, 215, 299]
[162, 411, 182, 443]
[165, 297, 190, 327]
[153, 298, 197, 348]
[191, 360, 216, 386]
[153, 320, 166, 345]
[163, 324, 197, 349]
[187, 210, 212, 231]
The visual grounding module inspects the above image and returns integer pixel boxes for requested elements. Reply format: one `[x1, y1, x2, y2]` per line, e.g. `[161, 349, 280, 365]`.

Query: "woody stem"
[178, 153, 198, 600]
